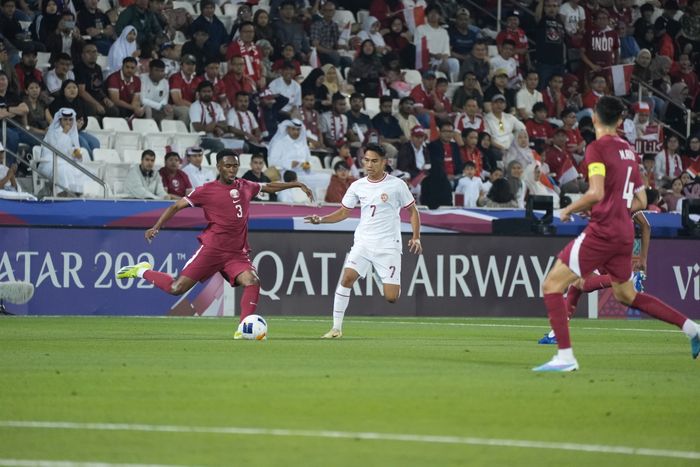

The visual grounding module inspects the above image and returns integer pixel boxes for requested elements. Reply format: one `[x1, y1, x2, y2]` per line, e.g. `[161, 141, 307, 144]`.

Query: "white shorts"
[344, 246, 402, 285]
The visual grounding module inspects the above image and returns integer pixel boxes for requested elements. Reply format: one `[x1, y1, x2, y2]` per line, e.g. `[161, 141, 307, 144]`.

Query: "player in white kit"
[305, 144, 423, 338]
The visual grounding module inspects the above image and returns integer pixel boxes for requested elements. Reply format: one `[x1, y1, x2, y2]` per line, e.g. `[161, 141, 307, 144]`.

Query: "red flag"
[609, 64, 635, 96]
[403, 5, 425, 35]
[415, 34, 429, 71]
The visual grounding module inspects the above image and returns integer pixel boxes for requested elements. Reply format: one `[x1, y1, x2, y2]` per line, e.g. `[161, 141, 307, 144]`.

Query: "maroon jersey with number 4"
[185, 178, 262, 253]
[583, 135, 643, 243]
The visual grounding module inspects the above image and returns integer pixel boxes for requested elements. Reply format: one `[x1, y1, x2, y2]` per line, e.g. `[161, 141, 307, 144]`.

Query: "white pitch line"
[283, 317, 682, 334]
[1, 421, 698, 461]
[0, 460, 186, 467]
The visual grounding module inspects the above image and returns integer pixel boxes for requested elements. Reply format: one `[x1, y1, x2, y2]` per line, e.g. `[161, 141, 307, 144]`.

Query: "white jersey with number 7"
[341, 174, 416, 253]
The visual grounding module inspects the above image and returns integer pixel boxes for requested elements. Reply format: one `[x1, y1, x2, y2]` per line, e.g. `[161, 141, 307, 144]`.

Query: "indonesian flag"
[415, 33, 429, 71]
[309, 47, 320, 68]
[403, 5, 426, 36]
[609, 64, 634, 96]
[339, 21, 352, 44]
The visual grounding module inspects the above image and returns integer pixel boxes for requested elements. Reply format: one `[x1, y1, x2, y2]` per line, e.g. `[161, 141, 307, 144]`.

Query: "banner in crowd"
[1, 228, 697, 318]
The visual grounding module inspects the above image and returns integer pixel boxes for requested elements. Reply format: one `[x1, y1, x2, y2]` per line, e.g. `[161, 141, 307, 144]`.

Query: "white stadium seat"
[161, 119, 190, 134]
[122, 149, 145, 165]
[132, 118, 161, 134]
[86, 116, 101, 131]
[93, 148, 122, 163]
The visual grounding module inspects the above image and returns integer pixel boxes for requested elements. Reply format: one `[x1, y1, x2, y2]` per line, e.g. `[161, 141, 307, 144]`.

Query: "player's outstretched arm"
[407, 204, 422, 254]
[261, 181, 314, 201]
[560, 174, 605, 222]
[145, 198, 190, 242]
[304, 206, 351, 225]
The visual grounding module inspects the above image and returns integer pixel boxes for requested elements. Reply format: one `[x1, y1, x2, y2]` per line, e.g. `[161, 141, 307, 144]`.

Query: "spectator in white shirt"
[489, 39, 521, 90]
[189, 80, 227, 154]
[484, 94, 526, 155]
[226, 91, 266, 154]
[559, 0, 586, 38]
[455, 160, 486, 207]
[416, 4, 460, 82]
[267, 60, 301, 115]
[140, 59, 173, 123]
[123, 149, 168, 199]
[182, 146, 215, 188]
[516, 70, 543, 120]
[45, 53, 75, 97]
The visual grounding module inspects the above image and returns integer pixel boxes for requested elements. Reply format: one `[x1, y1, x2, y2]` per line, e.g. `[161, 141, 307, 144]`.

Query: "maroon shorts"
[181, 245, 255, 285]
[558, 232, 633, 283]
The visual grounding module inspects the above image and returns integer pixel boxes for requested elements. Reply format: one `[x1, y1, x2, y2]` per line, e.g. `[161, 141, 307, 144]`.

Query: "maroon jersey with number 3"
[583, 135, 643, 243]
[185, 178, 262, 253]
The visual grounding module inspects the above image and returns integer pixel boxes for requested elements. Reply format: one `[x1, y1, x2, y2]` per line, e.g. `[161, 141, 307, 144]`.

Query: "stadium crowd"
[0, 0, 699, 209]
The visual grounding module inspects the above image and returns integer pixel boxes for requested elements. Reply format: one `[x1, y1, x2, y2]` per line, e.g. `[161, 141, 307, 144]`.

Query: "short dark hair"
[399, 97, 414, 106]
[364, 143, 386, 158]
[122, 56, 137, 65]
[217, 149, 240, 163]
[594, 96, 626, 127]
[251, 153, 265, 162]
[561, 106, 577, 118]
[464, 160, 476, 169]
[236, 91, 250, 99]
[332, 92, 346, 103]
[149, 59, 165, 69]
[436, 77, 449, 86]
[379, 95, 393, 105]
[141, 150, 155, 160]
[54, 52, 72, 63]
[501, 39, 516, 48]
[164, 151, 180, 161]
[281, 60, 295, 70]
[283, 170, 297, 182]
[196, 80, 214, 93]
[532, 102, 547, 114]
[461, 128, 479, 139]
[554, 128, 568, 137]
[350, 92, 364, 101]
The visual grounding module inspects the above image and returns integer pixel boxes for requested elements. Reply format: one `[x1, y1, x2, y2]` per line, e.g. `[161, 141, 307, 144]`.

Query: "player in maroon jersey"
[116, 150, 313, 334]
[534, 96, 700, 372]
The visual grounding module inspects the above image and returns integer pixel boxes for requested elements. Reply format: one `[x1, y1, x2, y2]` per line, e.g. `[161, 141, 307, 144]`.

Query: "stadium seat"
[488, 45, 498, 57]
[143, 134, 172, 154]
[309, 156, 323, 171]
[299, 65, 313, 81]
[97, 0, 112, 12]
[161, 119, 189, 134]
[364, 97, 380, 118]
[86, 116, 101, 131]
[356, 9, 369, 25]
[103, 163, 132, 197]
[81, 161, 110, 198]
[329, 156, 343, 170]
[222, 3, 240, 17]
[89, 129, 114, 150]
[122, 149, 144, 165]
[36, 52, 51, 72]
[104, 118, 140, 152]
[403, 69, 422, 87]
[132, 118, 161, 134]
[96, 54, 110, 77]
[446, 83, 460, 100]
[219, 15, 234, 35]
[93, 148, 122, 163]
[102, 117, 130, 132]
[238, 153, 252, 170]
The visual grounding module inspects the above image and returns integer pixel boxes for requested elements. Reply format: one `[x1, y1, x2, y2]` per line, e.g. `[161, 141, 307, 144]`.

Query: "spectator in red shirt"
[654, 16, 676, 59]
[496, 11, 529, 68]
[169, 54, 202, 126]
[525, 102, 554, 153]
[671, 54, 699, 98]
[225, 21, 264, 89]
[543, 128, 587, 193]
[433, 77, 452, 115]
[272, 44, 302, 77]
[203, 59, 229, 110]
[560, 107, 585, 162]
[582, 73, 608, 109]
[582, 9, 619, 75]
[223, 55, 257, 109]
[106, 56, 144, 119]
[159, 151, 192, 199]
[409, 69, 437, 128]
[542, 74, 566, 120]
[460, 128, 484, 177]
[14, 47, 43, 91]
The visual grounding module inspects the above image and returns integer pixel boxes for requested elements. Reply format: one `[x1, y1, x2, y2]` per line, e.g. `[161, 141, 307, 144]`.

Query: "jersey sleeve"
[398, 181, 416, 208]
[585, 143, 606, 178]
[185, 184, 207, 207]
[241, 178, 262, 200]
[341, 181, 359, 209]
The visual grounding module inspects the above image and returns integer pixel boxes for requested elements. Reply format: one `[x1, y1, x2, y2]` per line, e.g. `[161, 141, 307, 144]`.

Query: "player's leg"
[116, 261, 197, 295]
[373, 251, 402, 303]
[233, 269, 260, 323]
[611, 280, 700, 358]
[322, 267, 361, 338]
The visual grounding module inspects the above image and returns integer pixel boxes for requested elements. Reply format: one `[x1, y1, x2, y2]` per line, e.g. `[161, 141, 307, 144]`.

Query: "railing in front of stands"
[635, 80, 692, 140]
[1, 116, 108, 198]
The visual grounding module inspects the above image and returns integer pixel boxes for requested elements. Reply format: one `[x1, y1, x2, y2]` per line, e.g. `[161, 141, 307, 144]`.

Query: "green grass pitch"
[0, 316, 698, 467]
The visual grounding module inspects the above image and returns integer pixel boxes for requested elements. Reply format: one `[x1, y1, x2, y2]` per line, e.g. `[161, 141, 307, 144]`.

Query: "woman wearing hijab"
[505, 160, 526, 208]
[107, 25, 138, 73]
[268, 119, 330, 195]
[301, 68, 331, 111]
[347, 40, 384, 98]
[682, 134, 700, 174]
[523, 161, 560, 208]
[383, 17, 414, 69]
[321, 64, 341, 96]
[484, 178, 518, 208]
[477, 132, 499, 174]
[30, 0, 61, 43]
[666, 82, 692, 137]
[37, 108, 89, 195]
[504, 130, 538, 168]
[47, 79, 99, 159]
[357, 16, 389, 55]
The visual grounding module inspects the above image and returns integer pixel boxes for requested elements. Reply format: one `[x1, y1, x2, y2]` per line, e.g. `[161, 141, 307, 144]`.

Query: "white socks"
[333, 285, 351, 330]
[682, 320, 699, 339]
[557, 348, 576, 363]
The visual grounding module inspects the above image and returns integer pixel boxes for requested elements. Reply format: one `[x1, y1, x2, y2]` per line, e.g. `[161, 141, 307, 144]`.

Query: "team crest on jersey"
[381, 193, 389, 202]
[172, 179, 180, 188]
[230, 189, 240, 199]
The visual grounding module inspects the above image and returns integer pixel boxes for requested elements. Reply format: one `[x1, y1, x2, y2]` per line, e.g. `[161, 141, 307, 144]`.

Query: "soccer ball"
[238, 314, 268, 340]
